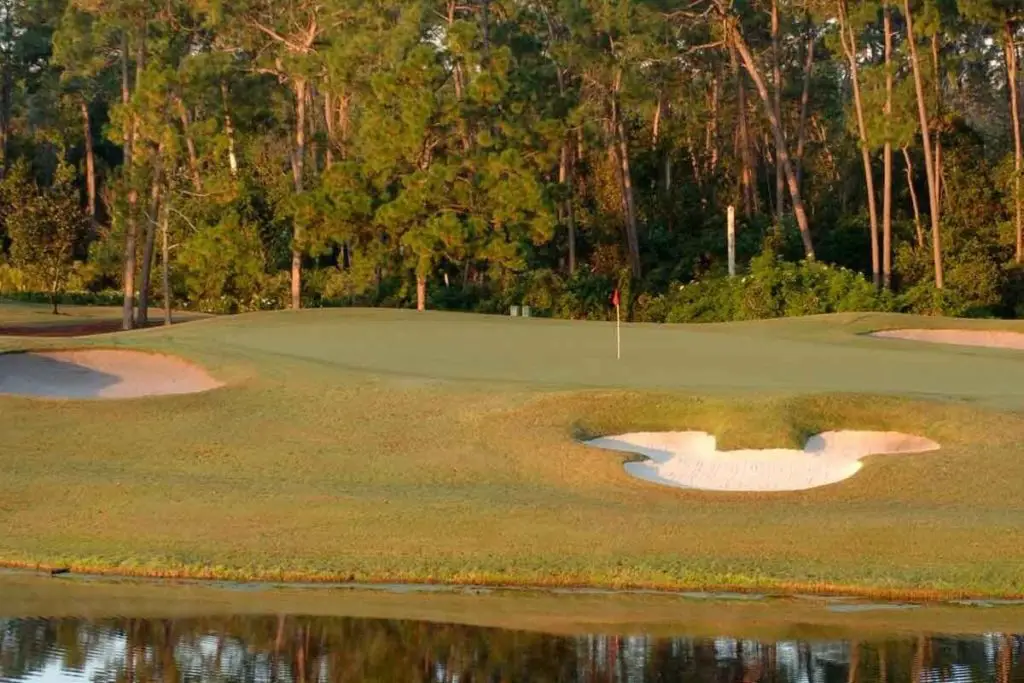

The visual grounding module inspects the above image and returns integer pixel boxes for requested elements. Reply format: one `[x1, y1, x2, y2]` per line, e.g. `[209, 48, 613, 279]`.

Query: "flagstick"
[616, 301, 621, 360]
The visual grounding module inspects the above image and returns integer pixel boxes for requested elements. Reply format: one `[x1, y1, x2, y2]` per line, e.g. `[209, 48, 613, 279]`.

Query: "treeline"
[1, 0, 1023, 324]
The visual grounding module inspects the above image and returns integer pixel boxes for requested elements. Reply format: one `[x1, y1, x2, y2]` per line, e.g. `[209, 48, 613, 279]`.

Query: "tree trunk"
[291, 77, 306, 310]
[612, 70, 641, 274]
[931, 32, 943, 212]
[137, 140, 166, 327]
[617, 119, 641, 274]
[80, 99, 97, 220]
[730, 22, 816, 259]
[416, 274, 426, 311]
[905, 0, 944, 287]
[903, 147, 925, 248]
[0, 5, 12, 177]
[50, 260, 63, 314]
[560, 141, 577, 274]
[324, 91, 335, 168]
[176, 96, 202, 192]
[549, 32, 577, 276]
[652, 94, 662, 148]
[840, 0, 881, 287]
[732, 42, 754, 216]
[307, 86, 320, 175]
[221, 81, 239, 178]
[883, 4, 894, 288]
[795, 31, 815, 187]
[121, 32, 136, 330]
[772, 0, 785, 222]
[447, 2, 471, 152]
[161, 199, 171, 326]
[1007, 22, 1023, 263]
[688, 135, 703, 188]
[706, 73, 719, 175]
[123, 204, 139, 329]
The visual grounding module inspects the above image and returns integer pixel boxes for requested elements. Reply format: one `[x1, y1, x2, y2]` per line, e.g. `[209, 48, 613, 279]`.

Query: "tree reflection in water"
[0, 616, 1020, 683]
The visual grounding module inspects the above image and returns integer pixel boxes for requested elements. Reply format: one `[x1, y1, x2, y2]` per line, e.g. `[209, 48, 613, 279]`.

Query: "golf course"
[3, 301, 1024, 598]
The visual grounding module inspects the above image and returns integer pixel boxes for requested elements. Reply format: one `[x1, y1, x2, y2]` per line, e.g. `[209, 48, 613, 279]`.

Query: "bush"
[896, 238, 1008, 317]
[0, 288, 123, 307]
[896, 282, 972, 317]
[177, 215, 279, 314]
[429, 267, 618, 320]
[636, 252, 892, 323]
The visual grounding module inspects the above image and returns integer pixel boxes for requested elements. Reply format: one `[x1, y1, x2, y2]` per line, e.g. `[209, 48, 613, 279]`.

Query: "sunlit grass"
[2, 307, 1024, 597]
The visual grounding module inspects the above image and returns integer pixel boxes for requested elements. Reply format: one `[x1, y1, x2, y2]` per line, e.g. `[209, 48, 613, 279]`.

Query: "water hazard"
[0, 615, 1021, 683]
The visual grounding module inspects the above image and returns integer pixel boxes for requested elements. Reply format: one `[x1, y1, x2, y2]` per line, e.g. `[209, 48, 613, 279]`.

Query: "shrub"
[0, 288, 123, 306]
[637, 252, 891, 323]
[177, 215, 276, 313]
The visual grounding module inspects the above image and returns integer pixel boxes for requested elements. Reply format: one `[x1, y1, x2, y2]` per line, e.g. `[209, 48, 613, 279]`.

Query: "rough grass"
[0, 300, 208, 334]
[0, 301, 124, 325]
[3, 307, 1024, 597]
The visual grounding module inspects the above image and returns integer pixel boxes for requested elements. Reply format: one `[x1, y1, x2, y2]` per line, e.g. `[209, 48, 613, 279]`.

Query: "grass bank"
[4, 572, 1024, 638]
[2, 306, 1024, 597]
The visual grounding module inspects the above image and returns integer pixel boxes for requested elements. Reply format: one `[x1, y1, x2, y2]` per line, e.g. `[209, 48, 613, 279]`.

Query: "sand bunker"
[0, 349, 222, 399]
[872, 328, 1024, 351]
[586, 430, 940, 492]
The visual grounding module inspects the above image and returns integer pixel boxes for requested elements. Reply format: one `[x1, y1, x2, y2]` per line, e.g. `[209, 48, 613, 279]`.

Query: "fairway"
[3, 306, 1024, 597]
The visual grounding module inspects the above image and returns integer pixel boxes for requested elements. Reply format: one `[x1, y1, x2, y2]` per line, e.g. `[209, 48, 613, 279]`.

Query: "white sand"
[871, 328, 1024, 350]
[586, 430, 940, 492]
[0, 349, 222, 399]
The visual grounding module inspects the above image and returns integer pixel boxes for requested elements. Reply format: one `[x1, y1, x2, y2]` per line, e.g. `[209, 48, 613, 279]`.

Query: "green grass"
[3, 306, 1024, 597]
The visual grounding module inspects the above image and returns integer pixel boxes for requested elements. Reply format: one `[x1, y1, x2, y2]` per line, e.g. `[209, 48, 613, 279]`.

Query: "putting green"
[2, 306, 1024, 597]
[100, 308, 1024, 407]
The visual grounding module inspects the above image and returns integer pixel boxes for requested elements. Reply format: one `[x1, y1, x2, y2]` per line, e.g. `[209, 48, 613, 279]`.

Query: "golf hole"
[0, 349, 223, 399]
[585, 431, 940, 492]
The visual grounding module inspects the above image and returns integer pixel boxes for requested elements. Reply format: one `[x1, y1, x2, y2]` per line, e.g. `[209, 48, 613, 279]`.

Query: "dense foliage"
[1, 0, 1024, 322]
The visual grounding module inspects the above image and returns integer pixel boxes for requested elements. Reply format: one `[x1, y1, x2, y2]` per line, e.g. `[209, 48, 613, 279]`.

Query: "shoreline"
[4, 561, 1023, 605]
[5, 569, 1024, 638]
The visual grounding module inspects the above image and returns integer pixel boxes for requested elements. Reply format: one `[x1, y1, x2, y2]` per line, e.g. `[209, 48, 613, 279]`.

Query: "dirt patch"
[0, 349, 223, 399]
[871, 328, 1024, 350]
[586, 431, 940, 492]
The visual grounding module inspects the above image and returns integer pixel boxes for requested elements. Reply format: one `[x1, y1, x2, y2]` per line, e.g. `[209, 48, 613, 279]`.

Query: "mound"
[586, 430, 940, 492]
[0, 349, 222, 399]
[871, 328, 1024, 351]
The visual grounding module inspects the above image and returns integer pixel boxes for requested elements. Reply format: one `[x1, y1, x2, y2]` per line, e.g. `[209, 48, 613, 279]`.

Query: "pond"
[1, 615, 1021, 683]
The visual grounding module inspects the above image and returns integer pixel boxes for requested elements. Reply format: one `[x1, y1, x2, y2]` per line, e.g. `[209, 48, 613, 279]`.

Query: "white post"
[727, 205, 736, 277]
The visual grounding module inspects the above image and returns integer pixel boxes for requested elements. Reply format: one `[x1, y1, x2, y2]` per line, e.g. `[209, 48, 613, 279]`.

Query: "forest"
[1, 0, 1023, 326]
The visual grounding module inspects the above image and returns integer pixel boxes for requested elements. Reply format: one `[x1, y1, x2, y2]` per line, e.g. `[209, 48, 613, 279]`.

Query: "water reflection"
[0, 616, 1020, 683]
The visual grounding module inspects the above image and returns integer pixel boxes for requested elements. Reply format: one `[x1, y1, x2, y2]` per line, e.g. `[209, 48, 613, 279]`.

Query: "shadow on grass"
[565, 394, 922, 455]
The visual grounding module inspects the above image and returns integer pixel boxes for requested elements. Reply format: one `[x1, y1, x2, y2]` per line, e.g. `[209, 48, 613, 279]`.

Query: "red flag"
[612, 288, 620, 308]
